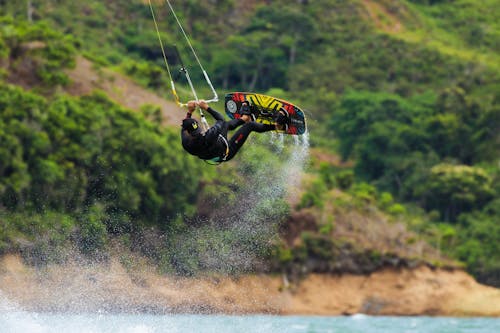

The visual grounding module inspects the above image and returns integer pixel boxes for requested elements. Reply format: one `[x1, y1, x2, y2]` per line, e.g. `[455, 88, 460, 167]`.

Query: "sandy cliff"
[1, 255, 499, 316]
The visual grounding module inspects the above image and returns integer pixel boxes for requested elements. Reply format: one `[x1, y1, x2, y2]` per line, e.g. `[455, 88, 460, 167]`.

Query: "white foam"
[0, 290, 47, 333]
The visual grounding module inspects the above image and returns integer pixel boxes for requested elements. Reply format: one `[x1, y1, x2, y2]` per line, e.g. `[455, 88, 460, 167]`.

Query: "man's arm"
[198, 100, 225, 122]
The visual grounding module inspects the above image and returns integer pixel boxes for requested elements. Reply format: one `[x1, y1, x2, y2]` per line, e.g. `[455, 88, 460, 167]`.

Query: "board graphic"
[225, 92, 306, 135]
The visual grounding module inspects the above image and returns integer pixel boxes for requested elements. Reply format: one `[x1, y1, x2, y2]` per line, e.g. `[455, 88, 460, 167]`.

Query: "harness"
[204, 134, 230, 165]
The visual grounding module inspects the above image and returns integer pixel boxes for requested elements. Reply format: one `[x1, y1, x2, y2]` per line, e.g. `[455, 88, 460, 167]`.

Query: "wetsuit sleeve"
[202, 107, 225, 143]
[205, 107, 225, 122]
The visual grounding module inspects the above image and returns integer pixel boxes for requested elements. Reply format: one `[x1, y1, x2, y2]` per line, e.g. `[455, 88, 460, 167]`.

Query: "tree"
[426, 87, 481, 164]
[455, 201, 500, 286]
[330, 91, 425, 161]
[209, 3, 318, 91]
[423, 164, 495, 221]
[0, 81, 206, 228]
[246, 4, 318, 66]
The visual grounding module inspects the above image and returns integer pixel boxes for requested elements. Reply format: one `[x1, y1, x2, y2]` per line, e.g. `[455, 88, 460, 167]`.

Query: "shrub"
[424, 164, 494, 221]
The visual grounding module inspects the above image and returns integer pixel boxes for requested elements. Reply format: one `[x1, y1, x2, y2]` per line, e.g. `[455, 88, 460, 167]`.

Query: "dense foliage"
[0, 0, 499, 285]
[0, 79, 205, 256]
[0, 16, 77, 88]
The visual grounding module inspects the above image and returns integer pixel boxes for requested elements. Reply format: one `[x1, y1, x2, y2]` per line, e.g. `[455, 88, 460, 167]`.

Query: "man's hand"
[197, 100, 209, 111]
[187, 100, 196, 113]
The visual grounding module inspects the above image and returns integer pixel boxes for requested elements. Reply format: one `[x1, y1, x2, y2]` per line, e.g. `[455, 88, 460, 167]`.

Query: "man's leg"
[224, 122, 275, 161]
[227, 118, 245, 131]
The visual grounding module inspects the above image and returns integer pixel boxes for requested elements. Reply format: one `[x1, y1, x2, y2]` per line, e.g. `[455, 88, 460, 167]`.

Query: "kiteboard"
[225, 92, 306, 135]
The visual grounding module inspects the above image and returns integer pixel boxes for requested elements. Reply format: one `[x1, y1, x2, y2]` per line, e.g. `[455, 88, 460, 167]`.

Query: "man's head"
[182, 118, 201, 135]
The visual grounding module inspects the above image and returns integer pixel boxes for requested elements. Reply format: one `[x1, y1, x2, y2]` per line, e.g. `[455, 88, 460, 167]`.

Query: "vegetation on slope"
[0, 0, 499, 286]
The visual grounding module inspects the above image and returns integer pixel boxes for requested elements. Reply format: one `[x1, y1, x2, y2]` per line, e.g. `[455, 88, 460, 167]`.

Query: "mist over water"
[173, 132, 310, 274]
[233, 132, 309, 268]
[0, 133, 312, 327]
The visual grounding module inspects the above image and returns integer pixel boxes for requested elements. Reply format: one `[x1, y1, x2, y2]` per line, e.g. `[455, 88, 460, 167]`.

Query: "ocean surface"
[1, 313, 499, 333]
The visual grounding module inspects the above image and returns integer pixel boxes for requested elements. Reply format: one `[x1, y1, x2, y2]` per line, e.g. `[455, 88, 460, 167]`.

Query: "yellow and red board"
[225, 92, 306, 135]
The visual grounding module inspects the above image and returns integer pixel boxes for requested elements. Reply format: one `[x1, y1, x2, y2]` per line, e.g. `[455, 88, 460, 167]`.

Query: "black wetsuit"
[181, 107, 275, 162]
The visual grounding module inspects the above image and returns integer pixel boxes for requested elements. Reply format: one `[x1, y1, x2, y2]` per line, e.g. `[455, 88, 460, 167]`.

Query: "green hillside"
[0, 1, 499, 286]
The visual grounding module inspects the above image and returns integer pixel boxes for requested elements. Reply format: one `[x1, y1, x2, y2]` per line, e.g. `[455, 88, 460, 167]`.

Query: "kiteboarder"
[181, 100, 289, 163]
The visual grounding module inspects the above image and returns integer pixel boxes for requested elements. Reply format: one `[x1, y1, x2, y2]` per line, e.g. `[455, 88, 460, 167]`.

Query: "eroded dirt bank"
[1, 255, 499, 316]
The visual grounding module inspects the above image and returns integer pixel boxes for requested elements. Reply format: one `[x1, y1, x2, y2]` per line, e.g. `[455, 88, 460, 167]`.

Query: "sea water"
[0, 313, 499, 333]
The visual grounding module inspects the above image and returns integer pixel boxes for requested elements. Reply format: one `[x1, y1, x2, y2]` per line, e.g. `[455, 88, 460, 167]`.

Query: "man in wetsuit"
[181, 100, 288, 163]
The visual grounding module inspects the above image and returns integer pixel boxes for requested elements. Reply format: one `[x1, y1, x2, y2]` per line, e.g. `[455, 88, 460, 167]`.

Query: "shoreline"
[1, 255, 499, 317]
